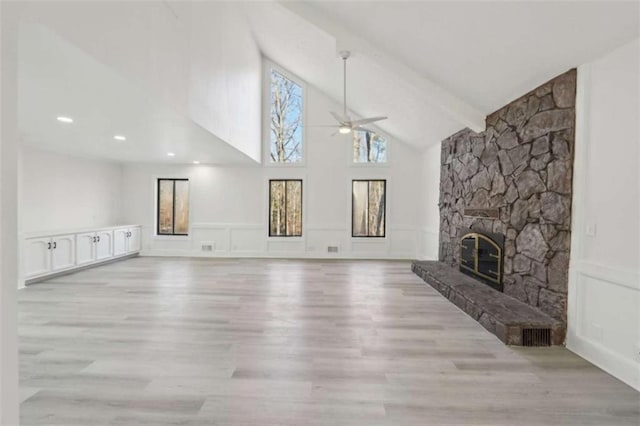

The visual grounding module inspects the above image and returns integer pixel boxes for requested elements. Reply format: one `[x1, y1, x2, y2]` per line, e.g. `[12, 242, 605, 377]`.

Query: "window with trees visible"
[353, 132, 388, 163]
[269, 180, 302, 237]
[269, 69, 303, 163]
[352, 180, 386, 237]
[157, 179, 189, 236]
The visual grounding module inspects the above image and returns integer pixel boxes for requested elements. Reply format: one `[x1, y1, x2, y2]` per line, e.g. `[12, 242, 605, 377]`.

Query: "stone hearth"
[412, 261, 564, 345]
[438, 69, 576, 335]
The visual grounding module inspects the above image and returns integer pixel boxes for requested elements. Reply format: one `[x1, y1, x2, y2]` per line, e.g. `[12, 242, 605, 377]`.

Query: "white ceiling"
[16, 1, 640, 163]
[303, 1, 639, 114]
[18, 22, 256, 165]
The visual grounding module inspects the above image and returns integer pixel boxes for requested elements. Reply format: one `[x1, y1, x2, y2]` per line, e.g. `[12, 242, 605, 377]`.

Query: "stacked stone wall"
[439, 69, 576, 323]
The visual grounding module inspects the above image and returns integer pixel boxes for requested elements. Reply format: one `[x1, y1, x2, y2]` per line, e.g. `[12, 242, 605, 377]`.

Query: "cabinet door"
[127, 227, 141, 253]
[24, 237, 51, 278]
[113, 229, 128, 256]
[51, 234, 76, 271]
[95, 230, 113, 260]
[76, 232, 96, 266]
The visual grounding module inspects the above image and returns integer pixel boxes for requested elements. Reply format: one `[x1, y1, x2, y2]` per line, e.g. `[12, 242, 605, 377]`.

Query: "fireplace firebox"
[459, 230, 504, 292]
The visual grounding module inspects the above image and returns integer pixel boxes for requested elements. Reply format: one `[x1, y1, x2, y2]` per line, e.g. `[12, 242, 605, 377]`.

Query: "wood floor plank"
[18, 257, 640, 425]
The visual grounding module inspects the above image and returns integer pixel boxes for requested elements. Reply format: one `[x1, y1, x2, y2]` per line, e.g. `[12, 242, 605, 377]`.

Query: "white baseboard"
[139, 249, 415, 261]
[567, 332, 640, 391]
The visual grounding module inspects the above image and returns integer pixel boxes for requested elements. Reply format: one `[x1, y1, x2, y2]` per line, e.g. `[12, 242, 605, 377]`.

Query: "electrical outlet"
[585, 223, 597, 237]
[327, 245, 339, 253]
[201, 242, 215, 252]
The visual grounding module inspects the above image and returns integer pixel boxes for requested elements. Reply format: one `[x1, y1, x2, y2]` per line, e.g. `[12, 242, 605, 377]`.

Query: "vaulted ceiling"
[19, 22, 256, 165]
[16, 1, 640, 164]
[251, 0, 639, 146]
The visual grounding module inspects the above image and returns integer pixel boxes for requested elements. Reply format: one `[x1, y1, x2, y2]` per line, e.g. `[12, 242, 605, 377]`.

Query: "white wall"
[1, 1, 20, 422]
[121, 84, 422, 259]
[187, 2, 262, 162]
[567, 39, 640, 390]
[19, 145, 123, 233]
[418, 143, 441, 260]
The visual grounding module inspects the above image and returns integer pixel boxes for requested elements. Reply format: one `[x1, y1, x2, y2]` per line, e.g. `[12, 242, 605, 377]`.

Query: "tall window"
[270, 69, 303, 163]
[353, 132, 388, 163]
[157, 179, 189, 236]
[269, 180, 302, 237]
[352, 180, 386, 237]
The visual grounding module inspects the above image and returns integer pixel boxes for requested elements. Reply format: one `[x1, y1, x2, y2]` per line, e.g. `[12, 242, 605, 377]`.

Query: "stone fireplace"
[438, 69, 576, 330]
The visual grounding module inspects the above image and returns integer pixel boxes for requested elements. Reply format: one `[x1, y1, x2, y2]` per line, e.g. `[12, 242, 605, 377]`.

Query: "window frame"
[156, 178, 190, 237]
[263, 59, 307, 167]
[268, 179, 303, 237]
[351, 179, 387, 238]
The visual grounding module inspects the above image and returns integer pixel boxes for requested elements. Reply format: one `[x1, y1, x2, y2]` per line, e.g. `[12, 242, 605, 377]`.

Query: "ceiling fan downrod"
[339, 50, 350, 119]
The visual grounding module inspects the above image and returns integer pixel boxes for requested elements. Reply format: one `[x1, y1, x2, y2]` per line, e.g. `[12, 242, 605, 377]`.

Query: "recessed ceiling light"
[56, 116, 73, 123]
[193, 160, 200, 164]
[167, 152, 175, 157]
[113, 135, 126, 141]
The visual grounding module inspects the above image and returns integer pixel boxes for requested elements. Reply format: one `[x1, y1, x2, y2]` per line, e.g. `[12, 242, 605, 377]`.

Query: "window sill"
[264, 162, 307, 168]
[267, 236, 304, 240]
[153, 235, 191, 241]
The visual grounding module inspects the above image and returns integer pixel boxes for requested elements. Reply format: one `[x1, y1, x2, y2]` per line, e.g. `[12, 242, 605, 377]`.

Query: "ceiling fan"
[329, 51, 387, 135]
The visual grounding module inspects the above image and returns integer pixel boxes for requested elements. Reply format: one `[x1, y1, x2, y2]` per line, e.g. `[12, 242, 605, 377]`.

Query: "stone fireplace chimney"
[438, 69, 576, 328]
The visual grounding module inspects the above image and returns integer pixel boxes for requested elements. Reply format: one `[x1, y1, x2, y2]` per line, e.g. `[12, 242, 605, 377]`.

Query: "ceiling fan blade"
[329, 53, 387, 133]
[330, 111, 348, 124]
[350, 116, 388, 127]
[305, 124, 340, 128]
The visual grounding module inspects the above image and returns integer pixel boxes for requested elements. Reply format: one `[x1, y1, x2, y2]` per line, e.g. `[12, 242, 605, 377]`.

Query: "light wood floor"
[19, 257, 639, 425]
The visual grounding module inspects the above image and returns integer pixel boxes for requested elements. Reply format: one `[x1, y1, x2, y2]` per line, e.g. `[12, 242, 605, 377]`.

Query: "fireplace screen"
[459, 231, 503, 291]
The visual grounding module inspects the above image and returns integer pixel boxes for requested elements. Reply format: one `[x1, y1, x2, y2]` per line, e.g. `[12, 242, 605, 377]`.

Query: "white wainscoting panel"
[418, 227, 440, 260]
[267, 240, 305, 255]
[389, 228, 418, 258]
[140, 223, 419, 259]
[190, 225, 230, 253]
[229, 226, 265, 254]
[567, 261, 640, 391]
[350, 239, 388, 257]
[305, 227, 346, 257]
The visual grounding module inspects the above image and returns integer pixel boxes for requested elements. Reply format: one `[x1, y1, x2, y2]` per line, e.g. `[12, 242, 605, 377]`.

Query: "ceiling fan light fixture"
[326, 50, 386, 138]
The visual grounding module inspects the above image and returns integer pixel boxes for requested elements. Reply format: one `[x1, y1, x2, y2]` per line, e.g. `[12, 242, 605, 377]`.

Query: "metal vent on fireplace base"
[522, 328, 551, 347]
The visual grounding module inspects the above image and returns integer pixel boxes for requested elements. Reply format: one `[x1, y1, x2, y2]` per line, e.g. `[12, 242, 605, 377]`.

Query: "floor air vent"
[522, 328, 551, 347]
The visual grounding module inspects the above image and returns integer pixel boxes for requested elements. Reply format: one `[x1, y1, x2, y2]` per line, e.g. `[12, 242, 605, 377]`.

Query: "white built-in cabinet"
[96, 230, 114, 260]
[24, 234, 76, 277]
[76, 230, 114, 266]
[23, 225, 141, 281]
[114, 227, 140, 256]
